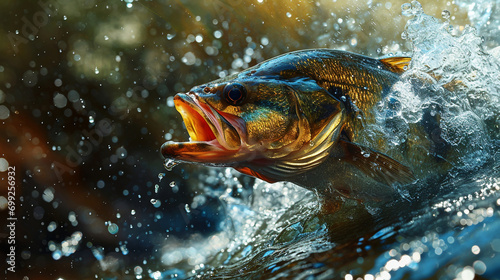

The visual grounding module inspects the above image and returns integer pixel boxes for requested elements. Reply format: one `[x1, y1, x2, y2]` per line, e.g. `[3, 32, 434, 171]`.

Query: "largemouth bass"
[162, 49, 426, 200]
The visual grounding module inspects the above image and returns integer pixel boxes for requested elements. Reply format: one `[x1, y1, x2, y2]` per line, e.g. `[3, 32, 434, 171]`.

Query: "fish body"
[162, 49, 429, 200]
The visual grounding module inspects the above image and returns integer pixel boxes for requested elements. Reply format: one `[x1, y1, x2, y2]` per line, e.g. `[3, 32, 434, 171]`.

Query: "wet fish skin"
[161, 49, 415, 200]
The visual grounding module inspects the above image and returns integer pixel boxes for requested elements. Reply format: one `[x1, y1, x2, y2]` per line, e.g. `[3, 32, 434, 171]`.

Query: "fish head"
[161, 73, 345, 181]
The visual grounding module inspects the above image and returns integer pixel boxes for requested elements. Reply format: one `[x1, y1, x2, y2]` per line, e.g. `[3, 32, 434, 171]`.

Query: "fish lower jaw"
[161, 138, 245, 163]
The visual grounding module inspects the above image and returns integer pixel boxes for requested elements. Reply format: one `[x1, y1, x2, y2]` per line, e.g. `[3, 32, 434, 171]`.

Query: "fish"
[161, 49, 422, 201]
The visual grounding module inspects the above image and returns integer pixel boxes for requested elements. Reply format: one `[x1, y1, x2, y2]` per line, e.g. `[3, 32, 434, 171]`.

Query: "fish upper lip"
[173, 92, 241, 150]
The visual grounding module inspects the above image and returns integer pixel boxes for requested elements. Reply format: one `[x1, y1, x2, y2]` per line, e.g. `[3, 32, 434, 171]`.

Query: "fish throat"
[177, 99, 216, 142]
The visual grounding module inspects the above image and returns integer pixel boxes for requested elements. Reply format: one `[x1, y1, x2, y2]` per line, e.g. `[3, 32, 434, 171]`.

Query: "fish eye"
[223, 83, 247, 106]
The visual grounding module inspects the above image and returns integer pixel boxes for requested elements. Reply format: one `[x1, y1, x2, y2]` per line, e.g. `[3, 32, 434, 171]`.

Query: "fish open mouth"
[161, 93, 245, 163]
[176, 94, 217, 142]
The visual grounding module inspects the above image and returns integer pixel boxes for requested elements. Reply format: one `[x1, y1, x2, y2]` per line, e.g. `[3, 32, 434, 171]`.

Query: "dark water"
[0, 0, 499, 279]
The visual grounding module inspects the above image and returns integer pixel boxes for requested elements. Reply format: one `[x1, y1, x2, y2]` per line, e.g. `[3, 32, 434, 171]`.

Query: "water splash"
[163, 158, 179, 171]
[456, 0, 500, 48]
[359, 0, 499, 179]
[178, 2, 500, 279]
[49, 232, 83, 260]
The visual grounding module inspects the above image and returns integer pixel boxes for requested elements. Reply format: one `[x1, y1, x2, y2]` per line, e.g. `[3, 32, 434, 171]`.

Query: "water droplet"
[170, 181, 179, 193]
[163, 159, 179, 171]
[401, 3, 412, 17]
[94, 67, 99, 74]
[350, 38, 358, 47]
[154, 184, 160, 193]
[53, 93, 67, 108]
[120, 244, 129, 255]
[150, 199, 161, 208]
[158, 173, 165, 182]
[43, 188, 55, 203]
[184, 204, 191, 213]
[441, 9, 450, 20]
[471, 245, 481, 255]
[47, 221, 57, 232]
[151, 271, 162, 279]
[52, 250, 62, 260]
[131, 209, 136, 215]
[107, 222, 119, 234]
[54, 79, 62, 87]
[401, 31, 408, 40]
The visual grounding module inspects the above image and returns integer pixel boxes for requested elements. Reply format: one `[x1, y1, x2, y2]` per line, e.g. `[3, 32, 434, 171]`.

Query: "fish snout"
[186, 84, 218, 96]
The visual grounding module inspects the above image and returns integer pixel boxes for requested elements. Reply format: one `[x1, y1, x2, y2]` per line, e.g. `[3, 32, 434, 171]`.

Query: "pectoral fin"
[234, 166, 277, 183]
[339, 140, 415, 186]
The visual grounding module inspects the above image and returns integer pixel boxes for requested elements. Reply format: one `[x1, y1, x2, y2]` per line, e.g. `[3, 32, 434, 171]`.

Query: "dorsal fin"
[379, 57, 411, 74]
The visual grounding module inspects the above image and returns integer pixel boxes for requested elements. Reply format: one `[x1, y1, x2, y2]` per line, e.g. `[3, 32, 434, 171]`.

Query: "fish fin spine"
[379, 57, 411, 74]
